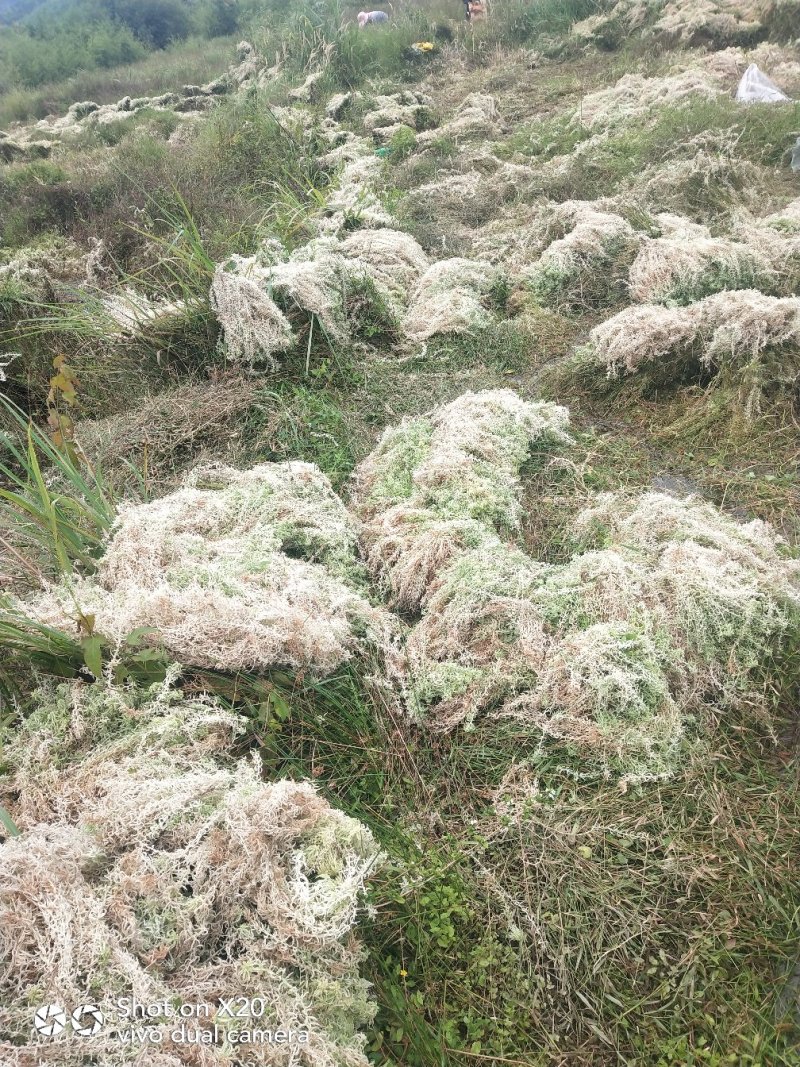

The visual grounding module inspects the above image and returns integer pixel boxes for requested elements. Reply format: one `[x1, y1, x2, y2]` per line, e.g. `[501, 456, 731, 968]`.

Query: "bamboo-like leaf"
[26, 428, 71, 575]
[0, 394, 115, 579]
[81, 635, 104, 679]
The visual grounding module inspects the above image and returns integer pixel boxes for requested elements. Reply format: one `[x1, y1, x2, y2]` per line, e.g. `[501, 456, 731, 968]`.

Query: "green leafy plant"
[0, 600, 174, 701]
[387, 125, 417, 164]
[0, 393, 115, 580]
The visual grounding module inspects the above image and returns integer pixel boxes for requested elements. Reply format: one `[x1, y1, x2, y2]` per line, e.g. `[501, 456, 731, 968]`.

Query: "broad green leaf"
[82, 635, 104, 679]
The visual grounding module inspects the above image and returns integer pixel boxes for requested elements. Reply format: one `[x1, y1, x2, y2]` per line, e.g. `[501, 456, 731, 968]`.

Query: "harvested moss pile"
[4, 40, 272, 159]
[24, 461, 398, 675]
[520, 200, 637, 305]
[0, 240, 85, 295]
[211, 230, 430, 364]
[362, 89, 435, 144]
[354, 391, 799, 779]
[322, 155, 397, 233]
[100, 287, 188, 339]
[400, 162, 532, 238]
[210, 263, 294, 366]
[653, 0, 765, 43]
[417, 93, 505, 146]
[0, 675, 380, 1066]
[353, 388, 572, 611]
[581, 288, 800, 414]
[474, 199, 635, 286]
[574, 69, 725, 130]
[628, 204, 800, 304]
[476, 202, 782, 308]
[628, 230, 775, 304]
[572, 0, 769, 47]
[403, 258, 501, 341]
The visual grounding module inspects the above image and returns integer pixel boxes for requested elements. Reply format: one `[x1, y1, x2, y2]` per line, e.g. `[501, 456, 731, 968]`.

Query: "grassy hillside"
[0, 0, 247, 99]
[1, 1, 799, 1065]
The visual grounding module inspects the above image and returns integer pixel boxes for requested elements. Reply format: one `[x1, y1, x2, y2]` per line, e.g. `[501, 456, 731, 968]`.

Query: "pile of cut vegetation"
[354, 390, 800, 780]
[0, 673, 380, 1066]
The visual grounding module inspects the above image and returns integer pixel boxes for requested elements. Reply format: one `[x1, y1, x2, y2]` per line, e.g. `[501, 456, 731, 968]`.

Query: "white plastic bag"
[735, 63, 789, 104]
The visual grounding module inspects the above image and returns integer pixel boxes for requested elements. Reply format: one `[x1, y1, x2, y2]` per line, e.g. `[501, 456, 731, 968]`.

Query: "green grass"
[505, 96, 800, 208]
[0, 393, 115, 579]
[0, 35, 239, 125]
[247, 384, 357, 489]
[264, 667, 800, 1067]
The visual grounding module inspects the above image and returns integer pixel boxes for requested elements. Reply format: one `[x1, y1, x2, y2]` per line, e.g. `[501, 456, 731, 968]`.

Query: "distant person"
[358, 10, 389, 26]
[463, 0, 487, 19]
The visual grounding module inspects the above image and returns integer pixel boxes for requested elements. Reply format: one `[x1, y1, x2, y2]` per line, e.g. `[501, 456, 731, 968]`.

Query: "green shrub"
[0, 159, 68, 194]
[388, 124, 417, 163]
[0, 8, 145, 89]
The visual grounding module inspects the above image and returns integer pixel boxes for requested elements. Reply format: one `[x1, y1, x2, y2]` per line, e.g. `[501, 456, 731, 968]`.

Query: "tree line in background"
[0, 0, 251, 90]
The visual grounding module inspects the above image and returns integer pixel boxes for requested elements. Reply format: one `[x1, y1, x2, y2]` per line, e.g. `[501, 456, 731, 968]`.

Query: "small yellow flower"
[399, 968, 408, 978]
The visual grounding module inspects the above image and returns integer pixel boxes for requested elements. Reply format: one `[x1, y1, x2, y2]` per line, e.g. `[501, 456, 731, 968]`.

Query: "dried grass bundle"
[74, 378, 260, 487]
